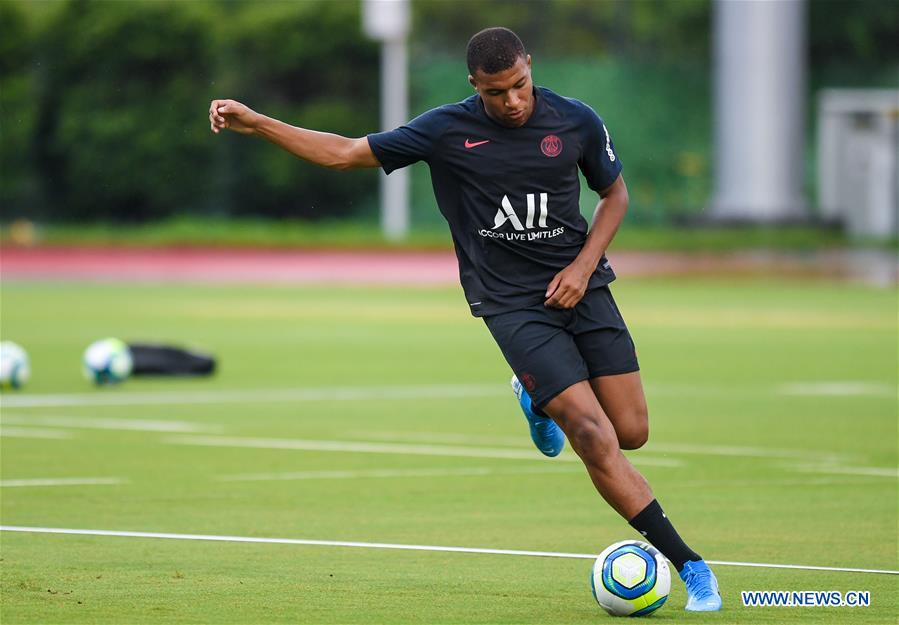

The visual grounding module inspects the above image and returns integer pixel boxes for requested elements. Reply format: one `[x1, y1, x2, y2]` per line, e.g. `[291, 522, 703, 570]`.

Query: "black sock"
[628, 499, 701, 572]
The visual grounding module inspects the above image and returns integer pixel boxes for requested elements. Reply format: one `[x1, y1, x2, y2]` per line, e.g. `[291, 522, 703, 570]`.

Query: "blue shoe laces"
[681, 562, 717, 601]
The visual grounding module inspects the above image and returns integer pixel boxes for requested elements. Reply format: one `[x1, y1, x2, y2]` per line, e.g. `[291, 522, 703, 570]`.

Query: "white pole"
[709, 0, 808, 221]
[380, 37, 409, 240]
[362, 0, 411, 240]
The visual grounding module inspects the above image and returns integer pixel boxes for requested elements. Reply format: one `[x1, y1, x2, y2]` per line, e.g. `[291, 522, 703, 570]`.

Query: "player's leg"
[542, 380, 652, 517]
[571, 287, 721, 611]
[487, 297, 721, 611]
[543, 380, 721, 612]
[588, 371, 648, 450]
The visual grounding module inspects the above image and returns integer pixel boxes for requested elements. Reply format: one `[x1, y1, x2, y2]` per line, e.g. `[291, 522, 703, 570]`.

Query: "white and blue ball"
[590, 540, 671, 617]
[83, 338, 133, 384]
[0, 341, 30, 389]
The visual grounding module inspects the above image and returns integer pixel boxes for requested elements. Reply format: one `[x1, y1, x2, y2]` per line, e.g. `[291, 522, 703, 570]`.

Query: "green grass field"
[1, 278, 896, 624]
[7, 216, 879, 251]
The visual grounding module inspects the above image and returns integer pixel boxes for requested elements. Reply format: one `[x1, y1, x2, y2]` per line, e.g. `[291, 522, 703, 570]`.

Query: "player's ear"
[526, 54, 532, 71]
[468, 74, 477, 90]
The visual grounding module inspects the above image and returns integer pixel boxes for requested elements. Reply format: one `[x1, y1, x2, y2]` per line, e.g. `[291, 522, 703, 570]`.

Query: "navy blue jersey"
[367, 87, 622, 317]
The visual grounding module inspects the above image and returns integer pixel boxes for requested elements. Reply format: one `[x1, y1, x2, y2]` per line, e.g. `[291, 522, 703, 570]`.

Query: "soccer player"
[209, 27, 721, 612]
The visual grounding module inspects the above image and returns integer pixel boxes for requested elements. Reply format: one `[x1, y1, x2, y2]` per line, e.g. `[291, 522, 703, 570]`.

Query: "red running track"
[0, 247, 461, 285]
[1, 246, 893, 285]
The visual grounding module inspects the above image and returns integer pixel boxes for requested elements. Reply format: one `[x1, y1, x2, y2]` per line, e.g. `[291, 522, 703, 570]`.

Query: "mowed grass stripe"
[1, 414, 221, 433]
[779, 381, 896, 397]
[782, 463, 899, 478]
[165, 435, 685, 467]
[2, 526, 897, 576]
[217, 466, 585, 482]
[0, 427, 74, 439]
[352, 430, 859, 462]
[0, 384, 507, 408]
[168, 434, 898, 477]
[3, 379, 895, 408]
[0, 477, 126, 488]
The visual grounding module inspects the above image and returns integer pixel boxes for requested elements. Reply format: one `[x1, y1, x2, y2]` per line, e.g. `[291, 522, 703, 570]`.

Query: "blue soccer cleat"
[679, 559, 722, 612]
[510, 375, 565, 457]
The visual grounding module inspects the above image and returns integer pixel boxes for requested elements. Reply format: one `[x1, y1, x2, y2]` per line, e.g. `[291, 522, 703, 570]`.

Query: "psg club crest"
[521, 373, 537, 392]
[540, 135, 563, 158]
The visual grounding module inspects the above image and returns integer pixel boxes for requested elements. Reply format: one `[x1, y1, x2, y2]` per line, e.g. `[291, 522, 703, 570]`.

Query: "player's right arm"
[208, 99, 380, 170]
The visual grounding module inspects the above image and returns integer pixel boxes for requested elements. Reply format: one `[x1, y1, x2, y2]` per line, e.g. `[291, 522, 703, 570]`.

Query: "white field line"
[1, 415, 221, 433]
[218, 466, 584, 482]
[646, 442, 853, 463]
[0, 384, 508, 408]
[354, 430, 530, 447]
[353, 431, 855, 464]
[1, 526, 896, 576]
[667, 475, 892, 489]
[219, 470, 887, 488]
[0, 427, 74, 439]
[166, 435, 683, 468]
[783, 463, 899, 478]
[4, 379, 895, 409]
[0, 477, 126, 488]
[779, 381, 897, 397]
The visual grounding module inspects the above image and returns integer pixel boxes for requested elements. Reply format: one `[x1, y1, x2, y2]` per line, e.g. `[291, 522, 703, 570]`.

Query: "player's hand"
[544, 261, 592, 309]
[209, 99, 260, 135]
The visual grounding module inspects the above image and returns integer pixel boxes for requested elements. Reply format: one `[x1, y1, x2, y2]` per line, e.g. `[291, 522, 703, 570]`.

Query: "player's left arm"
[544, 174, 628, 309]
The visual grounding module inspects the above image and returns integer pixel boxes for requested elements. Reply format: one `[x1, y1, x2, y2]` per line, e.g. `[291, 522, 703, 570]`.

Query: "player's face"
[469, 55, 534, 128]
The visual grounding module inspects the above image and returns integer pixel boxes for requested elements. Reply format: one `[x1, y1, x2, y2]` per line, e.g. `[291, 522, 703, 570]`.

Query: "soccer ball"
[83, 338, 133, 384]
[590, 540, 671, 617]
[0, 341, 30, 389]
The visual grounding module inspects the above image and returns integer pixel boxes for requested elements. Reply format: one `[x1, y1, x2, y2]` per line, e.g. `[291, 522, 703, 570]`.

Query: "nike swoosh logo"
[464, 139, 490, 149]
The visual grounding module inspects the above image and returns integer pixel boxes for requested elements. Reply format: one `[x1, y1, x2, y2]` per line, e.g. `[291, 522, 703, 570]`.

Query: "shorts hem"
[587, 362, 640, 379]
[532, 375, 590, 412]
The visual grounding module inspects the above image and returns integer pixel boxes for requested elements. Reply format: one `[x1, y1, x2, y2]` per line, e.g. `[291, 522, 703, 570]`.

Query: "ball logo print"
[612, 552, 647, 588]
[540, 134, 563, 157]
[591, 540, 671, 617]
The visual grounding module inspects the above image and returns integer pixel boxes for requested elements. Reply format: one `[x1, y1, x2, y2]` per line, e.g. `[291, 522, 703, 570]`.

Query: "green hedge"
[1, 0, 379, 223]
[0, 1, 39, 215]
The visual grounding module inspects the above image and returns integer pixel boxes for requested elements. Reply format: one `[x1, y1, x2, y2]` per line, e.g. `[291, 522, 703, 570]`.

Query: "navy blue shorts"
[483, 286, 639, 410]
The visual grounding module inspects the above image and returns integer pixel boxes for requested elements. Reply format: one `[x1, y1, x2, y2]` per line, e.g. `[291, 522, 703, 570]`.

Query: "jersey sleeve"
[366, 107, 448, 175]
[578, 106, 623, 192]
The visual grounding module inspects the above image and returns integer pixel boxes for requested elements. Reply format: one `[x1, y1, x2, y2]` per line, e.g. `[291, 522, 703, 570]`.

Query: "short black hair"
[466, 27, 526, 76]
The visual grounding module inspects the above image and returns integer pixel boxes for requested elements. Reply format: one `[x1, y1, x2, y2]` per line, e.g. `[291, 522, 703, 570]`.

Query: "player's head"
[467, 27, 534, 128]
